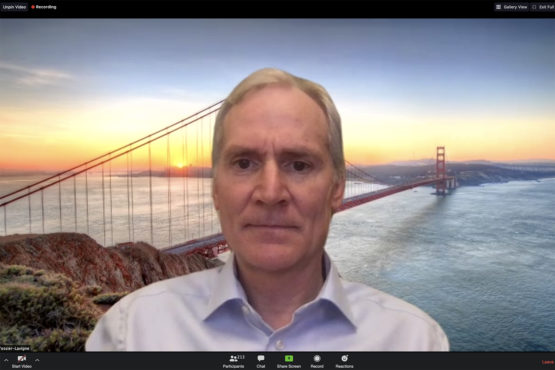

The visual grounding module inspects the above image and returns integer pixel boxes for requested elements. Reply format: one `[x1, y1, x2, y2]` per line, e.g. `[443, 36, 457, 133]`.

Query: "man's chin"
[239, 254, 301, 274]
[242, 225, 300, 245]
[232, 240, 302, 272]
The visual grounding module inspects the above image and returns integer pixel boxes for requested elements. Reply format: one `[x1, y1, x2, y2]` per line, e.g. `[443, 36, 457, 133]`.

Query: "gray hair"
[211, 68, 345, 181]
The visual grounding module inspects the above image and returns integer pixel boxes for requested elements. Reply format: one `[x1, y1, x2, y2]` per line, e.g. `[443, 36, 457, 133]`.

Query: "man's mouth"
[245, 224, 299, 229]
[242, 222, 301, 243]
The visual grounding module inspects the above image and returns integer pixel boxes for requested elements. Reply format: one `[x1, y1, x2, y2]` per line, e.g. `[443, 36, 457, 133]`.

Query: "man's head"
[212, 68, 345, 275]
[212, 68, 345, 181]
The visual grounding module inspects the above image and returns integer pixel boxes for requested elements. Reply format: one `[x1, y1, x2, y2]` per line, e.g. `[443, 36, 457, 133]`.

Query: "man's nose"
[253, 161, 290, 206]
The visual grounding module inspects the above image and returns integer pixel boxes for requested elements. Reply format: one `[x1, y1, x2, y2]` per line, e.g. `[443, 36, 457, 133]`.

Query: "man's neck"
[235, 255, 325, 330]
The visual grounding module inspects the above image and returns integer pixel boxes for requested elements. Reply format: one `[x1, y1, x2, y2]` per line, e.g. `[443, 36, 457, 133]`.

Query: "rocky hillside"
[0, 233, 221, 293]
[0, 233, 222, 351]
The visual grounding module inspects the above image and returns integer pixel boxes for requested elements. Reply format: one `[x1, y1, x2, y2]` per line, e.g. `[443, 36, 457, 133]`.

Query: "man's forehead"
[227, 85, 326, 123]
[221, 122, 329, 155]
[219, 85, 330, 154]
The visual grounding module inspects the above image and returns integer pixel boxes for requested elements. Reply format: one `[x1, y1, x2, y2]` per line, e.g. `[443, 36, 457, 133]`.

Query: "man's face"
[213, 85, 345, 274]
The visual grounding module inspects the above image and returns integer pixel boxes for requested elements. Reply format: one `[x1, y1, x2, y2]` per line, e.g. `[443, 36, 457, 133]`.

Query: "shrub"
[0, 264, 101, 352]
[92, 291, 128, 305]
[82, 284, 103, 297]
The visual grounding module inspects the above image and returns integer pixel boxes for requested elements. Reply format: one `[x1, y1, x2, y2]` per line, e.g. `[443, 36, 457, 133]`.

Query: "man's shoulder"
[86, 264, 224, 351]
[339, 278, 449, 350]
[342, 279, 426, 317]
[118, 264, 222, 306]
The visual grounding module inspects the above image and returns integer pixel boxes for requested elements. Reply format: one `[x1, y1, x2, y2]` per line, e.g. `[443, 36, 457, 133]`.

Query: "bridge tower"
[436, 146, 446, 195]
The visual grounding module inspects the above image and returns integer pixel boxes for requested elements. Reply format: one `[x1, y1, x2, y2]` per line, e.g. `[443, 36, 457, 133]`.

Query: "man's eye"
[292, 161, 310, 172]
[236, 159, 251, 169]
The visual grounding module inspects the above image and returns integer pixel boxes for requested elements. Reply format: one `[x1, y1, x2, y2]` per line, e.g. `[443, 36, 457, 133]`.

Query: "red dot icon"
[31, 5, 35, 9]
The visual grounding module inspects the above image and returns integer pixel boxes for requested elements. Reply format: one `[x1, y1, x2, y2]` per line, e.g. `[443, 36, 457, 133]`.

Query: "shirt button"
[241, 305, 250, 315]
[275, 339, 284, 350]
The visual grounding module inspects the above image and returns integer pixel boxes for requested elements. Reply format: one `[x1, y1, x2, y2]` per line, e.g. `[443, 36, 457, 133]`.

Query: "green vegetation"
[0, 264, 101, 351]
[92, 291, 128, 305]
[82, 284, 102, 297]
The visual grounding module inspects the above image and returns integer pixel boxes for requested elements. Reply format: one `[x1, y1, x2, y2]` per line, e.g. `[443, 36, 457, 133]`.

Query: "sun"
[176, 163, 184, 169]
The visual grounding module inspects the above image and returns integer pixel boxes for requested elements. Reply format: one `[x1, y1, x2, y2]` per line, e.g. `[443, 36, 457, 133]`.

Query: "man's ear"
[330, 176, 346, 213]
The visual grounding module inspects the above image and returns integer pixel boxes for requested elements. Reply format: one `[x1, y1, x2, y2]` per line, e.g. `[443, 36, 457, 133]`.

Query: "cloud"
[0, 61, 72, 87]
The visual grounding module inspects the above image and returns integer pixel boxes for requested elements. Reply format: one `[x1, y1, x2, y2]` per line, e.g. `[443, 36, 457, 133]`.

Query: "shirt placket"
[239, 300, 297, 351]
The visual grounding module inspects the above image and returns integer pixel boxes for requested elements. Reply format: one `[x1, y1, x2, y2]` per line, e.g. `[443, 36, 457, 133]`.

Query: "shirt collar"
[313, 252, 356, 327]
[202, 252, 356, 328]
[202, 253, 247, 321]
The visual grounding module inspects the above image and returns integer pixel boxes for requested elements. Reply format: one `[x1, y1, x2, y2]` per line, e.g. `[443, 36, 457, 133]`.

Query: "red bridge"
[0, 102, 455, 258]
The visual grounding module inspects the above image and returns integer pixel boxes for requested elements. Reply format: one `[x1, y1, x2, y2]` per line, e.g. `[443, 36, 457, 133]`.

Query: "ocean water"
[326, 178, 555, 351]
[0, 175, 220, 248]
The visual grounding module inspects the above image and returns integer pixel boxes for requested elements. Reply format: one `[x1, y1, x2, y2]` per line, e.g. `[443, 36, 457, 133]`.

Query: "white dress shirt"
[86, 253, 449, 351]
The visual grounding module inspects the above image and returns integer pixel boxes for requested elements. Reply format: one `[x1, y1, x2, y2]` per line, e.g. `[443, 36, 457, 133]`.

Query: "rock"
[0, 233, 221, 293]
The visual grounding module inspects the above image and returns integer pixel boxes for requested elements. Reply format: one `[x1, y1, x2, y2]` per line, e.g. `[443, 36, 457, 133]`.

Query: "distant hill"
[356, 161, 555, 187]
[388, 158, 555, 166]
[0, 167, 213, 179]
[4, 160, 555, 187]
[0, 170, 56, 177]
[132, 166, 212, 178]
[388, 158, 435, 166]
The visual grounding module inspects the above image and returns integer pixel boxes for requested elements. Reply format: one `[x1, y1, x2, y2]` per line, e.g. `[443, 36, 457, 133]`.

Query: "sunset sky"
[1, 19, 554, 172]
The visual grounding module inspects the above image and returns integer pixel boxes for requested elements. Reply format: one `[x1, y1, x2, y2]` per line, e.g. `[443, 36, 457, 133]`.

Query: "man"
[86, 68, 449, 351]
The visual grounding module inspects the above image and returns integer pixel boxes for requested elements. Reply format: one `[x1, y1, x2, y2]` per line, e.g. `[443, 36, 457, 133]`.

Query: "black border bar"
[0, 1, 554, 18]
[1, 352, 554, 370]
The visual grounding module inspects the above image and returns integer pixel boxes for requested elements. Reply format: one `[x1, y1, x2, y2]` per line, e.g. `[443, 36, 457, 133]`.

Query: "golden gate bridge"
[0, 101, 455, 258]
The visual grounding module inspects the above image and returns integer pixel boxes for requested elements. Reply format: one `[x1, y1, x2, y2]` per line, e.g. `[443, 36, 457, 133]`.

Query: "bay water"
[327, 178, 555, 351]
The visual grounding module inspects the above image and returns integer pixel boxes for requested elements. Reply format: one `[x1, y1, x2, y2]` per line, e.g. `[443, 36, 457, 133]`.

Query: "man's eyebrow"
[222, 145, 323, 159]
[221, 145, 261, 158]
[279, 149, 321, 159]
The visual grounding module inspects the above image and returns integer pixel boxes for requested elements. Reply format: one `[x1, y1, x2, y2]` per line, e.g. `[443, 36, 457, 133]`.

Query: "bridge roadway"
[164, 176, 454, 258]
[338, 176, 454, 212]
